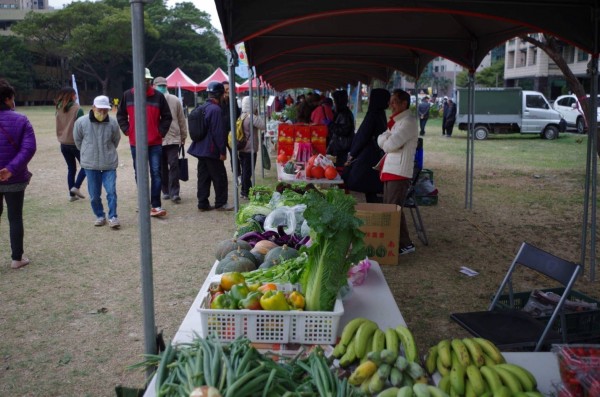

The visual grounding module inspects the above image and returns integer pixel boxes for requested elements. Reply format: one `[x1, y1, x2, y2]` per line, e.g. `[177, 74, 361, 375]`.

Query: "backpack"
[228, 114, 248, 150]
[188, 103, 209, 142]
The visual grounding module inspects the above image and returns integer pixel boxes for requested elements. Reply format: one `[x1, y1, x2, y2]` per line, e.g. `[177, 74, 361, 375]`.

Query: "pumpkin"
[215, 255, 256, 274]
[250, 248, 265, 264]
[223, 247, 259, 267]
[262, 244, 299, 267]
[253, 240, 279, 255]
[215, 238, 252, 260]
[324, 165, 338, 180]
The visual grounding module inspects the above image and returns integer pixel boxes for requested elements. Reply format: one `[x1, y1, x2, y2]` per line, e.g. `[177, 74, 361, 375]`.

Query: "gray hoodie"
[74, 111, 120, 170]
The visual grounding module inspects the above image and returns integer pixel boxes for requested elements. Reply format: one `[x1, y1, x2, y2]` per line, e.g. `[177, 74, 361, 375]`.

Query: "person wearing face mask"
[74, 96, 121, 229]
[0, 78, 37, 269]
[153, 77, 188, 203]
[117, 68, 172, 218]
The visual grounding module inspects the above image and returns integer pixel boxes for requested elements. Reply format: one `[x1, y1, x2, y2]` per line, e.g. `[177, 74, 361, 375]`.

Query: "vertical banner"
[71, 74, 80, 104]
[235, 43, 249, 79]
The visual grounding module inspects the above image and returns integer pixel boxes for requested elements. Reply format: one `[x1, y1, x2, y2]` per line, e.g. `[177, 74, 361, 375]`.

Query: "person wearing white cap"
[74, 95, 121, 229]
[116, 67, 172, 217]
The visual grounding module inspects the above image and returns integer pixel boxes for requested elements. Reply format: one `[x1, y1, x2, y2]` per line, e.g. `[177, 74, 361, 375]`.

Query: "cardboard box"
[355, 203, 401, 265]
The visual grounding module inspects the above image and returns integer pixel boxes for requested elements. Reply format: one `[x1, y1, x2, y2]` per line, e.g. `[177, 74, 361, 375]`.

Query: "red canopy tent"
[197, 67, 230, 90]
[165, 68, 202, 92]
[236, 77, 262, 93]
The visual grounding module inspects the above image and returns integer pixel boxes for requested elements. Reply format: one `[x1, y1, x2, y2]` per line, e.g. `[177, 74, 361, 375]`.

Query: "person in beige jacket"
[154, 77, 188, 203]
[376, 89, 419, 255]
[239, 96, 266, 199]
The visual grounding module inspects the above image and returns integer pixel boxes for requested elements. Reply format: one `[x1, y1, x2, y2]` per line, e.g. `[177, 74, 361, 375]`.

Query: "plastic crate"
[495, 288, 600, 341]
[198, 283, 344, 344]
[554, 344, 600, 396]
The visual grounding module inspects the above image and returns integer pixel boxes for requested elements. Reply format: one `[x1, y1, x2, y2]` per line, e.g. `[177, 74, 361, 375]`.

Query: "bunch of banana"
[425, 338, 506, 376]
[377, 383, 451, 397]
[348, 351, 429, 395]
[425, 338, 543, 397]
[333, 318, 419, 368]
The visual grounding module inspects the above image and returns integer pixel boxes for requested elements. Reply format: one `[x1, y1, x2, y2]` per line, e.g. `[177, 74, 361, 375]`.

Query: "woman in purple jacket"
[0, 79, 37, 269]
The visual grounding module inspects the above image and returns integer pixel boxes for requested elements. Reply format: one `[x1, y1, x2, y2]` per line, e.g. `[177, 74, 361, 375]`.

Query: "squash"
[223, 247, 259, 267]
[215, 238, 252, 260]
[215, 255, 256, 274]
[262, 244, 299, 268]
[253, 240, 279, 256]
[250, 248, 265, 264]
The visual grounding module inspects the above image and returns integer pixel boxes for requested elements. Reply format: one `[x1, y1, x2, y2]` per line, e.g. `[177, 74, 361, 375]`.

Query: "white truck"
[456, 88, 564, 140]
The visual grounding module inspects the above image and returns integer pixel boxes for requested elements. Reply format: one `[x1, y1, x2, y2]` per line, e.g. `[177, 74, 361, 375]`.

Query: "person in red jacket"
[117, 68, 172, 217]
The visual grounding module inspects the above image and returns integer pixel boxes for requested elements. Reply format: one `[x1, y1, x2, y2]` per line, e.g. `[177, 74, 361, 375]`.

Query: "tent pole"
[130, 0, 156, 381]
[228, 49, 240, 212]
[249, 67, 256, 189]
[465, 71, 475, 210]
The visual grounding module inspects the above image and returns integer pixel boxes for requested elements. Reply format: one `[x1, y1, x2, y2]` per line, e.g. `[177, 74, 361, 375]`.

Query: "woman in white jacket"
[376, 89, 419, 255]
[239, 96, 265, 199]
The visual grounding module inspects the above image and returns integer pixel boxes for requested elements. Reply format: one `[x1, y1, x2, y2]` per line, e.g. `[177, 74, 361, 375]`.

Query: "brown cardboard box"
[355, 203, 401, 265]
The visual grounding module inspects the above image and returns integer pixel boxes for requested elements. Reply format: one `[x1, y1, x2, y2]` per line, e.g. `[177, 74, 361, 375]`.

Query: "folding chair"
[451, 242, 581, 351]
[404, 168, 429, 246]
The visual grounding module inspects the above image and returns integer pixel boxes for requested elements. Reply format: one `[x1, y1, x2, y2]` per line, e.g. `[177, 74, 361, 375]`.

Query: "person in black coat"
[443, 98, 457, 137]
[327, 90, 355, 167]
[343, 88, 391, 203]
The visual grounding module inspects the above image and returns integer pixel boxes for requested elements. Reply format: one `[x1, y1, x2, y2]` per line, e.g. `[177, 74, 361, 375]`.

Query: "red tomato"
[307, 154, 318, 167]
[311, 166, 325, 179]
[324, 166, 338, 180]
[305, 165, 313, 178]
[277, 153, 289, 164]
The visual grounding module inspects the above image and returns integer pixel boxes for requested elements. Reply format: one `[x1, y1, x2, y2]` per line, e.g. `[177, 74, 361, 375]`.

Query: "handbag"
[178, 145, 189, 182]
[261, 143, 271, 170]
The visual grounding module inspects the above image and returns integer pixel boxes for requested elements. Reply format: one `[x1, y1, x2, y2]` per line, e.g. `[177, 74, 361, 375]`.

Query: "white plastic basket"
[198, 283, 344, 344]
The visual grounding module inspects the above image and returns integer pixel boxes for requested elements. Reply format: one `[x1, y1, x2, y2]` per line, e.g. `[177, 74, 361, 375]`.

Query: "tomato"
[305, 165, 313, 178]
[220, 272, 246, 291]
[324, 166, 338, 180]
[277, 153, 289, 164]
[307, 154, 319, 167]
[311, 166, 325, 179]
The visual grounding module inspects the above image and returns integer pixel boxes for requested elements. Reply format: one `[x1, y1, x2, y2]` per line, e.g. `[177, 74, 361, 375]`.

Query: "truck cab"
[457, 88, 564, 140]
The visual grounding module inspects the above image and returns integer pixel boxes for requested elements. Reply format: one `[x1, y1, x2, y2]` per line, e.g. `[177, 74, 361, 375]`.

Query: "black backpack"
[188, 103, 209, 142]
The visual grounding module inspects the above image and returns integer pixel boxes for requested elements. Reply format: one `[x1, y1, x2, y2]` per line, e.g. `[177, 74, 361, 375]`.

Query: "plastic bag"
[347, 257, 372, 286]
[263, 204, 307, 236]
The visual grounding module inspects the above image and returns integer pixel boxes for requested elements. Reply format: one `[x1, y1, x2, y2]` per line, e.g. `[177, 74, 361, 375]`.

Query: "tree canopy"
[0, 36, 34, 93]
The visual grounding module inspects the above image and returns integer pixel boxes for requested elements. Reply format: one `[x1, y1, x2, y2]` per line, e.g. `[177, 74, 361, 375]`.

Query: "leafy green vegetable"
[249, 185, 274, 205]
[300, 188, 365, 311]
[242, 252, 308, 284]
[236, 203, 272, 225]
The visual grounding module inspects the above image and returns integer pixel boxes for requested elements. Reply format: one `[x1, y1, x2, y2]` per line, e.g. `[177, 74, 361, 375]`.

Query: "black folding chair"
[404, 168, 429, 246]
[451, 242, 581, 351]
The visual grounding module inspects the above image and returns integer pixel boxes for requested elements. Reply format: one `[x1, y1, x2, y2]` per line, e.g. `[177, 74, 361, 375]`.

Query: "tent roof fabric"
[198, 67, 230, 90]
[215, 0, 599, 91]
[165, 68, 202, 92]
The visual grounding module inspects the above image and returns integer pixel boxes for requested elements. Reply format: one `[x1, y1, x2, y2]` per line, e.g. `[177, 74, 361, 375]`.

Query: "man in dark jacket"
[117, 68, 172, 217]
[443, 98, 457, 137]
[187, 82, 233, 212]
[327, 90, 355, 167]
[417, 96, 431, 136]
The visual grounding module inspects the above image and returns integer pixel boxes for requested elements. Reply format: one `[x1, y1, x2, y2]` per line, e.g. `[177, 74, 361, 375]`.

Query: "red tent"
[165, 68, 202, 92]
[236, 77, 262, 93]
[197, 67, 230, 90]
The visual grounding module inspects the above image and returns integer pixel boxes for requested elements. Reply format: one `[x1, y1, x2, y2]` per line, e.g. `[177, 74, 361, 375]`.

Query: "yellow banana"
[372, 328, 386, 354]
[437, 354, 450, 376]
[451, 338, 471, 367]
[340, 317, 369, 346]
[437, 339, 452, 367]
[462, 338, 485, 367]
[496, 363, 537, 391]
[396, 325, 418, 362]
[465, 365, 486, 395]
[449, 361, 465, 396]
[493, 365, 523, 394]
[479, 365, 502, 393]
[348, 360, 378, 386]
[473, 338, 505, 364]
[425, 345, 438, 375]
[384, 327, 399, 355]
[354, 320, 379, 358]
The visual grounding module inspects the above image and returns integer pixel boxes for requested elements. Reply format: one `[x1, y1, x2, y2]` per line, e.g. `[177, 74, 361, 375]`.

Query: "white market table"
[276, 163, 344, 185]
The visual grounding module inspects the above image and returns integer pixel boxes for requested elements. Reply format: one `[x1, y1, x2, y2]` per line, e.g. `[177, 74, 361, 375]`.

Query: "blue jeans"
[60, 144, 86, 195]
[85, 169, 117, 219]
[130, 145, 162, 208]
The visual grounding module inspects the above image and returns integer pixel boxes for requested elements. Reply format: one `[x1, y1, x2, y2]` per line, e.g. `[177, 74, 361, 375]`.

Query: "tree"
[0, 37, 34, 92]
[455, 60, 504, 88]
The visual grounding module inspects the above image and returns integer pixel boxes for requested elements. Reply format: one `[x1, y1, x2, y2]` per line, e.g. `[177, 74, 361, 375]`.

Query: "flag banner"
[71, 74, 80, 105]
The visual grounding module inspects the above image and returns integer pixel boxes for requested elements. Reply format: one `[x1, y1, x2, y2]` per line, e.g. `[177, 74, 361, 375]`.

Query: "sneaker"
[69, 195, 79, 202]
[11, 257, 30, 269]
[70, 187, 86, 198]
[94, 217, 106, 226]
[215, 204, 234, 212]
[108, 217, 120, 229]
[198, 205, 214, 212]
[400, 243, 416, 255]
[171, 195, 181, 203]
[162, 194, 170, 200]
[150, 207, 167, 217]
